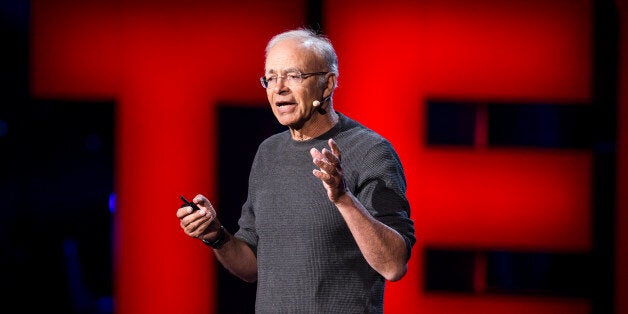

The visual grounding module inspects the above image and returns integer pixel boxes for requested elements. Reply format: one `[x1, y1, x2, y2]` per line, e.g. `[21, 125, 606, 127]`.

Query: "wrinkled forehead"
[264, 39, 322, 74]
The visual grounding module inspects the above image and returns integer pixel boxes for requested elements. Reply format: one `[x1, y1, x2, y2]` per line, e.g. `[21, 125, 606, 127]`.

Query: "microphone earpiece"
[313, 100, 321, 107]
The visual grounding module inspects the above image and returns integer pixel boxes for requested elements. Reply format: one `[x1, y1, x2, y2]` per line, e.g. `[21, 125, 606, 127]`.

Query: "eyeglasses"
[260, 71, 329, 89]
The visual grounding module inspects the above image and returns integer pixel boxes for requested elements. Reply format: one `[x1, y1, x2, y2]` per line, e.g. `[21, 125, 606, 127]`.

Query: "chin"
[282, 119, 305, 130]
[277, 120, 296, 129]
[275, 113, 296, 126]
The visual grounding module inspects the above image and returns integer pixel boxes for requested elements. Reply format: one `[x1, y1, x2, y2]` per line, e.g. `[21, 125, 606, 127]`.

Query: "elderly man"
[177, 28, 415, 313]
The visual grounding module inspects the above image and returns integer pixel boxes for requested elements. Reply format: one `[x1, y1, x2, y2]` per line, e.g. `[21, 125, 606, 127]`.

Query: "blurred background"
[1, 0, 627, 313]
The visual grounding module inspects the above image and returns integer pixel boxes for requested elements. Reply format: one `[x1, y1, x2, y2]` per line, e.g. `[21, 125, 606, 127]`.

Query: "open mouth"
[276, 101, 296, 107]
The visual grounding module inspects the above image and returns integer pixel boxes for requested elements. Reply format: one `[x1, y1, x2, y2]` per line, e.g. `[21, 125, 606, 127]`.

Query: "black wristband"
[202, 225, 227, 249]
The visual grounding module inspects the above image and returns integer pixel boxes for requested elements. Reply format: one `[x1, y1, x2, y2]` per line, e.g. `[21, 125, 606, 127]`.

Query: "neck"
[290, 110, 339, 141]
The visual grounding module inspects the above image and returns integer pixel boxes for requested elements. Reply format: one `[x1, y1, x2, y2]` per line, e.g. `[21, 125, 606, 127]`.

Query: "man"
[177, 28, 415, 313]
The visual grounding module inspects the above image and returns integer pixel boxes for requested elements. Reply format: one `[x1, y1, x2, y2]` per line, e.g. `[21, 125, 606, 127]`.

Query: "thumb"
[194, 194, 209, 206]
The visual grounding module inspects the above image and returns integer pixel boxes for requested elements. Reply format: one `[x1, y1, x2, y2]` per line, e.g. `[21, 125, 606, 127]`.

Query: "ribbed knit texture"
[235, 112, 415, 313]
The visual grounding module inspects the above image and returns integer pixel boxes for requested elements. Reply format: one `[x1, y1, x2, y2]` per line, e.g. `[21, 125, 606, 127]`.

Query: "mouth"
[276, 101, 296, 107]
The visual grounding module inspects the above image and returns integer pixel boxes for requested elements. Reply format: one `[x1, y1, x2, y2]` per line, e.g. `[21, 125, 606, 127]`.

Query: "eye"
[266, 76, 277, 83]
[286, 73, 301, 81]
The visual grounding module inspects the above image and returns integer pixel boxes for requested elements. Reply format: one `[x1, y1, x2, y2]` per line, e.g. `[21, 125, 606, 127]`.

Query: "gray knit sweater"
[235, 112, 415, 313]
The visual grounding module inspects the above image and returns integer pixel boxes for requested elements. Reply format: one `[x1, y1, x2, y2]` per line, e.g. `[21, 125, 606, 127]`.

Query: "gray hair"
[265, 28, 339, 82]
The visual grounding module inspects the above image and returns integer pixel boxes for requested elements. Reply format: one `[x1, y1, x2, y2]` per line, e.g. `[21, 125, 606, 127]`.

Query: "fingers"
[328, 138, 341, 162]
[180, 214, 213, 238]
[310, 146, 323, 160]
[310, 149, 336, 178]
[177, 194, 217, 238]
[310, 139, 348, 203]
[321, 148, 340, 167]
[310, 139, 341, 173]
[310, 138, 343, 183]
[194, 194, 209, 207]
[179, 208, 214, 236]
[176, 205, 193, 218]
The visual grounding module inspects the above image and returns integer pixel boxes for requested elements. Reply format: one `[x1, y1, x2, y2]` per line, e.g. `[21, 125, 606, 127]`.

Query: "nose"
[273, 77, 289, 93]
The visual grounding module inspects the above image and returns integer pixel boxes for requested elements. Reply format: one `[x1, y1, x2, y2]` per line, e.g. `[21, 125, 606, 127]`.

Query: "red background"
[29, 0, 628, 313]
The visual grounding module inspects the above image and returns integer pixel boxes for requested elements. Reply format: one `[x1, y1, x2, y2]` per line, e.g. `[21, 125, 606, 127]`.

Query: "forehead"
[265, 39, 320, 73]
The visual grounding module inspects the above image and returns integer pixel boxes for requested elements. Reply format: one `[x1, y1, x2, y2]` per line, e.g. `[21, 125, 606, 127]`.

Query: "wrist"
[202, 224, 227, 249]
[333, 189, 352, 206]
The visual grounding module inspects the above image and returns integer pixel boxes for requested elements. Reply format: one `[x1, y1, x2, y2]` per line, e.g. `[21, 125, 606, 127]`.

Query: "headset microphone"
[313, 95, 330, 107]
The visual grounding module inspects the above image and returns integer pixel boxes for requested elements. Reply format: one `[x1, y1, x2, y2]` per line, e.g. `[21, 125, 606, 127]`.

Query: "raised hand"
[310, 138, 348, 203]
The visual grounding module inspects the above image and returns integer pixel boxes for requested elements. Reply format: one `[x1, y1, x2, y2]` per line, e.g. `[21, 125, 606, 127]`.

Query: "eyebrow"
[266, 66, 301, 75]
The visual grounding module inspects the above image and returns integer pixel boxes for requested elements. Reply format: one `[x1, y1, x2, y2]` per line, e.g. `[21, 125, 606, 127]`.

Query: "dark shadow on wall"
[217, 104, 286, 313]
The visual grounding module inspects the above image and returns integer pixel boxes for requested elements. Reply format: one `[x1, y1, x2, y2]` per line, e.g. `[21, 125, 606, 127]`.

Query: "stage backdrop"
[30, 0, 627, 313]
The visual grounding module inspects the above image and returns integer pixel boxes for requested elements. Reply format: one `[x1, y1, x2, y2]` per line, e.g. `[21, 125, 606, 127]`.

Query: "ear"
[322, 73, 336, 99]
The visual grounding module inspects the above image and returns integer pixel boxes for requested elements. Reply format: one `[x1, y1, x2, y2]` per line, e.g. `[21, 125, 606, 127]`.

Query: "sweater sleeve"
[353, 140, 416, 261]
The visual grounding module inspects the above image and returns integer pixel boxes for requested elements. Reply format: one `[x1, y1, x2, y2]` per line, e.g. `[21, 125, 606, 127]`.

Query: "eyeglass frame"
[260, 71, 329, 89]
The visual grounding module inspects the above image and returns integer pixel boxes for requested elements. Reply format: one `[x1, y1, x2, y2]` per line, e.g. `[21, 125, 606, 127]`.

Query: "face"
[264, 39, 327, 129]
